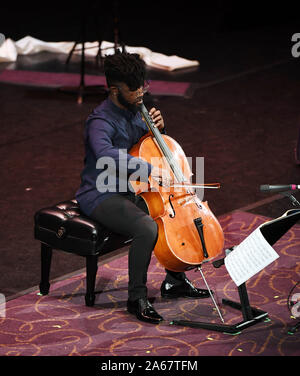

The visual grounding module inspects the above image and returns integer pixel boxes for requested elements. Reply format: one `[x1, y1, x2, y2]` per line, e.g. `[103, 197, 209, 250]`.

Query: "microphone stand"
[280, 190, 300, 207]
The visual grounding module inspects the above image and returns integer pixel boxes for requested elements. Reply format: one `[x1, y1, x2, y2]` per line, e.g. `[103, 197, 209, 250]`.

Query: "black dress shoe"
[161, 278, 211, 299]
[127, 298, 164, 324]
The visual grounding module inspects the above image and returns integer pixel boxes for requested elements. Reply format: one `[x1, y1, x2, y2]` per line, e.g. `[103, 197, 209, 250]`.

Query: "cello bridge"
[178, 195, 198, 207]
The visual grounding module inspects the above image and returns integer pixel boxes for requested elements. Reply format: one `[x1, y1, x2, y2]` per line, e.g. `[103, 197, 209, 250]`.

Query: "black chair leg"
[85, 255, 98, 306]
[39, 243, 52, 295]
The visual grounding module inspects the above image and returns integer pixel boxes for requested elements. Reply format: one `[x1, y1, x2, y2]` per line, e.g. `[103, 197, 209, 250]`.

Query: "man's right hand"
[150, 166, 173, 187]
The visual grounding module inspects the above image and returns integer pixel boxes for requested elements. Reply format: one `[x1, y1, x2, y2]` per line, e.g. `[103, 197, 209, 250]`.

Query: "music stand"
[170, 209, 300, 334]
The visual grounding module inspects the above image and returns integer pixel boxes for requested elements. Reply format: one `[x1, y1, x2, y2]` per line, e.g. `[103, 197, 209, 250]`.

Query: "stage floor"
[1, 211, 299, 356]
[1, 22, 300, 344]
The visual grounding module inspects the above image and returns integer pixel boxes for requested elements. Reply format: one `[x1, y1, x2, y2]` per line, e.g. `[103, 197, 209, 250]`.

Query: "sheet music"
[224, 225, 280, 286]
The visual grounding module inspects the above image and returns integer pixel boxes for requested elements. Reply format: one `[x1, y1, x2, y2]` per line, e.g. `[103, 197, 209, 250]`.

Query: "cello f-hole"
[168, 194, 175, 218]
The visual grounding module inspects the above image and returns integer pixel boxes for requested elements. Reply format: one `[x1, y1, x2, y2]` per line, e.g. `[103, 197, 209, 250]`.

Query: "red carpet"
[0, 211, 299, 356]
[0, 70, 192, 97]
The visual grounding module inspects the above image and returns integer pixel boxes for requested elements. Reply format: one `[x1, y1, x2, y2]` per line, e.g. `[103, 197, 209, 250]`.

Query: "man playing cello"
[76, 51, 210, 324]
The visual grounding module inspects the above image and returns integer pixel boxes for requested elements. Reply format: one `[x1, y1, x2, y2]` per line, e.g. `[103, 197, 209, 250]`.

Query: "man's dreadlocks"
[104, 51, 146, 91]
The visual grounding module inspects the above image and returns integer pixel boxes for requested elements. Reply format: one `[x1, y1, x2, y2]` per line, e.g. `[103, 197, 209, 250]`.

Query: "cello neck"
[138, 103, 186, 183]
[138, 103, 161, 138]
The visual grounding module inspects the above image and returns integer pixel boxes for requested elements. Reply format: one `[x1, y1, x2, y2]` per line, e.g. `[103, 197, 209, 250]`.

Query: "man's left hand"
[149, 107, 164, 131]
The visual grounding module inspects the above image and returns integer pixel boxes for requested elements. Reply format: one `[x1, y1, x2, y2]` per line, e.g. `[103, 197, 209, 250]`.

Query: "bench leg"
[39, 243, 52, 295]
[85, 255, 98, 306]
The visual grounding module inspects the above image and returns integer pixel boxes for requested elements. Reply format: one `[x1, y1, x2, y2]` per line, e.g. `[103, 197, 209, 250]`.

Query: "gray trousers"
[90, 193, 186, 301]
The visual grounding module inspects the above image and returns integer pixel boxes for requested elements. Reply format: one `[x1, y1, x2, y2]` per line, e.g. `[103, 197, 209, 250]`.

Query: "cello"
[130, 103, 225, 273]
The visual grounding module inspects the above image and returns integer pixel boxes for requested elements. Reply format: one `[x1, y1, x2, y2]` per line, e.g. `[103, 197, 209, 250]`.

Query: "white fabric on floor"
[0, 35, 199, 71]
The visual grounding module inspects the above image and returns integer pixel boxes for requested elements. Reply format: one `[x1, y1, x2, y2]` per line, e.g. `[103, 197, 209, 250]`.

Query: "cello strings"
[152, 127, 185, 182]
[140, 105, 187, 184]
[159, 135, 187, 183]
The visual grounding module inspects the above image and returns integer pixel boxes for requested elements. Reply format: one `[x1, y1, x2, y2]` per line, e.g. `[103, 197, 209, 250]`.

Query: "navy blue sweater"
[76, 98, 152, 216]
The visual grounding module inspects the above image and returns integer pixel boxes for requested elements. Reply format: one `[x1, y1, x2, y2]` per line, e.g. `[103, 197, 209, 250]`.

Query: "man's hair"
[104, 51, 146, 91]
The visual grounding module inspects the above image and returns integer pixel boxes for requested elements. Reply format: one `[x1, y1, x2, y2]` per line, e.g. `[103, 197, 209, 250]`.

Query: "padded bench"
[34, 199, 132, 306]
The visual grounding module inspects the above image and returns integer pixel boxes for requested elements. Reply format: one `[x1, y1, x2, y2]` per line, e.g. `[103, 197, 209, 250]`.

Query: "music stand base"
[287, 320, 300, 335]
[170, 282, 269, 334]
